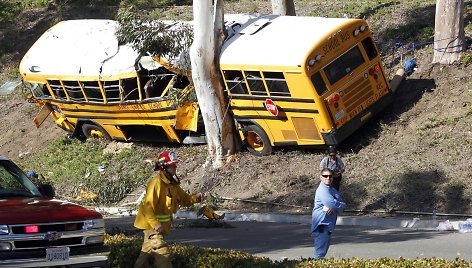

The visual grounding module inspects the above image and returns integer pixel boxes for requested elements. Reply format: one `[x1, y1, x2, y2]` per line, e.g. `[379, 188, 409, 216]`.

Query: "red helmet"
[157, 151, 179, 168]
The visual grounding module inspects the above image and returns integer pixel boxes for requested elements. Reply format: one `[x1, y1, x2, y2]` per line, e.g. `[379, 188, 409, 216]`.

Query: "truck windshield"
[0, 160, 41, 197]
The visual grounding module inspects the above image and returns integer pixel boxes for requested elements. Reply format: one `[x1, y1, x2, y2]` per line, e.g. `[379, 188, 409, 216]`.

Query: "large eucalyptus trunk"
[433, 0, 465, 64]
[271, 0, 296, 16]
[190, 0, 236, 169]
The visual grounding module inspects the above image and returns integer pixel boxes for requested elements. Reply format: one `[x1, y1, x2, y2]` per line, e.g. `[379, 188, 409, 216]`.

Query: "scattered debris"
[103, 141, 133, 154]
[458, 218, 472, 233]
[436, 220, 454, 231]
[0, 80, 20, 96]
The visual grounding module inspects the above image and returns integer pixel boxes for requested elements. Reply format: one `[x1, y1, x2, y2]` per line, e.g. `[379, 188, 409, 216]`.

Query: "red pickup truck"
[0, 156, 108, 267]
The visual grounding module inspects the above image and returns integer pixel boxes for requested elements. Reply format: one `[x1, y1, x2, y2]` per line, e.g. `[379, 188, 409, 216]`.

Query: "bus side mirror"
[38, 184, 55, 198]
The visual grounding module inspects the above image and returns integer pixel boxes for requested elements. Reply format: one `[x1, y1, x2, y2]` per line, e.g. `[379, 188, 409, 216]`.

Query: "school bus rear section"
[221, 14, 393, 155]
[19, 20, 204, 144]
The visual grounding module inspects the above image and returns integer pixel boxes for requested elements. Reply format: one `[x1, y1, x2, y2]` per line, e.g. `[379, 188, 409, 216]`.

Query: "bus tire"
[244, 125, 272, 156]
[82, 123, 111, 140]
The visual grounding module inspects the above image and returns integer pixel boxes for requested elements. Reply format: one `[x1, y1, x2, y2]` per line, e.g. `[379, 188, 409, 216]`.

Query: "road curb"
[98, 206, 465, 230]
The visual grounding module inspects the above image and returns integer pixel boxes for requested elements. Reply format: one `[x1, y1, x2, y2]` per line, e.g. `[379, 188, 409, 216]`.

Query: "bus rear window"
[264, 72, 291, 97]
[324, 45, 365, 85]
[362, 37, 378, 60]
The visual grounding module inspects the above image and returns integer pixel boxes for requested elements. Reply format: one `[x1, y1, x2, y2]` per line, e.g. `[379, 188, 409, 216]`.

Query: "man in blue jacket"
[311, 168, 346, 259]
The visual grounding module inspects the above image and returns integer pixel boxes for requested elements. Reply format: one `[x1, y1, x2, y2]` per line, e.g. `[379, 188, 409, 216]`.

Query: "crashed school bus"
[19, 20, 204, 144]
[20, 15, 395, 155]
[220, 14, 394, 155]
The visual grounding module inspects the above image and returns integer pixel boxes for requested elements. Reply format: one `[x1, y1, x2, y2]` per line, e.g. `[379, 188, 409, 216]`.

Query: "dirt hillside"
[1, 3, 471, 215]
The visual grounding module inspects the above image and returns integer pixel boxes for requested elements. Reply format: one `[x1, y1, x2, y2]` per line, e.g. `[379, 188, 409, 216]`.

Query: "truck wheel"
[82, 123, 111, 140]
[244, 125, 272, 156]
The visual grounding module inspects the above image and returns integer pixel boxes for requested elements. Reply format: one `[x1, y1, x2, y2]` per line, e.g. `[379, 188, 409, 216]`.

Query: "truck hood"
[0, 197, 102, 225]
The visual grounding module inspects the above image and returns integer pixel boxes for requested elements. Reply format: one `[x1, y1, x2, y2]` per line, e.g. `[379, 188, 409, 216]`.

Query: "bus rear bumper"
[322, 92, 394, 145]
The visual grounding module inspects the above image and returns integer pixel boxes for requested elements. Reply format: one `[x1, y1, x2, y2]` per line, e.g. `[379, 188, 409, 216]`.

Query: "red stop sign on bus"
[264, 99, 279, 116]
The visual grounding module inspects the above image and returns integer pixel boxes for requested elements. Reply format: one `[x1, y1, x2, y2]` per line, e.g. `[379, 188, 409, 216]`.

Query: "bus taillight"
[369, 65, 381, 79]
[334, 93, 340, 101]
[328, 97, 335, 105]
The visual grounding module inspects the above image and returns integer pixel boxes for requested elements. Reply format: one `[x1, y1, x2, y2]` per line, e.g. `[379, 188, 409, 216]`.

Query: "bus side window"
[311, 72, 328, 96]
[324, 45, 365, 85]
[48, 80, 67, 100]
[172, 75, 190, 90]
[62, 81, 85, 102]
[361, 37, 378, 60]
[245, 71, 267, 96]
[223, 70, 248, 95]
[263, 72, 290, 97]
[142, 67, 175, 99]
[102, 80, 120, 102]
[82, 81, 104, 102]
[121, 78, 140, 101]
[41, 84, 51, 97]
[28, 83, 51, 98]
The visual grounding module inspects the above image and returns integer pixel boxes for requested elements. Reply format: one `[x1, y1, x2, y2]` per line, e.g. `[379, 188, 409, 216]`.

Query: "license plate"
[46, 247, 70, 262]
[348, 92, 381, 119]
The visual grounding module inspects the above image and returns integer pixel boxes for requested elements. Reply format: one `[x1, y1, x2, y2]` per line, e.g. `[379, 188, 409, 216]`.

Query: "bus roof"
[220, 15, 361, 68]
[19, 20, 140, 79]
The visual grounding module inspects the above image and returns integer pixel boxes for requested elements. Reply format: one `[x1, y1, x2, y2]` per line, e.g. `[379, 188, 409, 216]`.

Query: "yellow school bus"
[19, 20, 203, 144]
[221, 14, 393, 155]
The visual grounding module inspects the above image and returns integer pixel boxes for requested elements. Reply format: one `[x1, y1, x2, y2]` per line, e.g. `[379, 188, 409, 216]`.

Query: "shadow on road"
[162, 221, 452, 255]
[332, 227, 449, 245]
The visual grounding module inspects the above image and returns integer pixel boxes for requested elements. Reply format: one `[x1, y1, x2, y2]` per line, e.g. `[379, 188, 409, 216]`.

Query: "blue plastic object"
[403, 58, 416, 76]
[27, 171, 38, 178]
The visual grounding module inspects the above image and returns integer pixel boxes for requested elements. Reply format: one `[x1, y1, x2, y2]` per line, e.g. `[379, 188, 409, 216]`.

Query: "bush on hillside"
[105, 234, 281, 268]
[105, 234, 471, 268]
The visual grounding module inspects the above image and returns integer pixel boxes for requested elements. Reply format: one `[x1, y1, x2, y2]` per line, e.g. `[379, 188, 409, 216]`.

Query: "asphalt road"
[106, 217, 472, 261]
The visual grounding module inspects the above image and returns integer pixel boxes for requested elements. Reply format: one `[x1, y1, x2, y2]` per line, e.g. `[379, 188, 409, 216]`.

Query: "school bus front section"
[220, 14, 393, 155]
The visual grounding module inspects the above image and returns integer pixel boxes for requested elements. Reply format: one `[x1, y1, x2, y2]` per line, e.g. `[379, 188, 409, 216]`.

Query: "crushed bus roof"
[19, 15, 362, 80]
[221, 15, 360, 68]
[19, 20, 139, 80]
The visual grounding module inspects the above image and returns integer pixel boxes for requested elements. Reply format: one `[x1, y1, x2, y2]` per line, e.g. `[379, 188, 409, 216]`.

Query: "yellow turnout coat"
[134, 171, 200, 235]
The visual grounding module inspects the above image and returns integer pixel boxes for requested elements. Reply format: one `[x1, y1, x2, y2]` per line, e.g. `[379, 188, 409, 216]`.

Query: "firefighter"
[133, 151, 204, 268]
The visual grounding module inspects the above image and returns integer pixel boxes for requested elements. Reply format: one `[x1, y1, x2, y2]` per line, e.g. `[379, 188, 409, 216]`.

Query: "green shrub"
[105, 234, 142, 268]
[0, 2, 22, 23]
[105, 233, 472, 268]
[462, 52, 472, 66]
[105, 234, 282, 268]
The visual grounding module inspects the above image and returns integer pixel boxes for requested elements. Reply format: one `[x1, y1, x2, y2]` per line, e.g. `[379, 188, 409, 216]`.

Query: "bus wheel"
[244, 125, 272, 156]
[82, 123, 111, 140]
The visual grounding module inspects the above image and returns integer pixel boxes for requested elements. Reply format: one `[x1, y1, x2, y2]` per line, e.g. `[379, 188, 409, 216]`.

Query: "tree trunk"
[271, 0, 296, 16]
[433, 0, 465, 64]
[190, 0, 236, 169]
